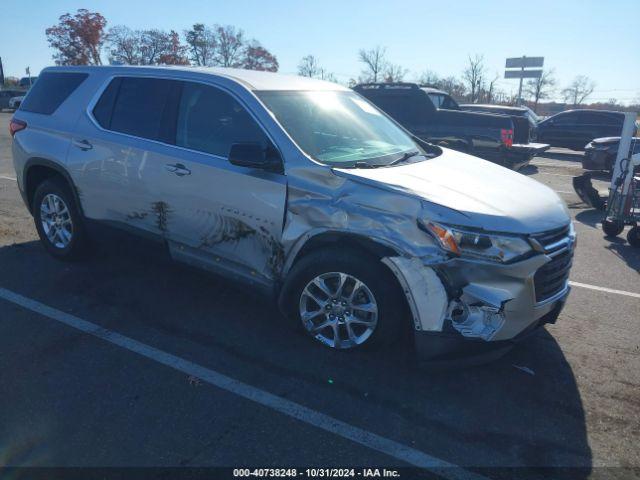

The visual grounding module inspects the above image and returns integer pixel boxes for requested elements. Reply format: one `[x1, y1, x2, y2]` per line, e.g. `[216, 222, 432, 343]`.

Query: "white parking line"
[0, 175, 16, 181]
[0, 286, 486, 480]
[534, 172, 577, 177]
[533, 162, 582, 168]
[569, 281, 640, 299]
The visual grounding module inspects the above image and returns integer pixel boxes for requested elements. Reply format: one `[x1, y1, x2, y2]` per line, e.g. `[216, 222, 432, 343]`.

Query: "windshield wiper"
[387, 151, 421, 166]
[352, 161, 382, 169]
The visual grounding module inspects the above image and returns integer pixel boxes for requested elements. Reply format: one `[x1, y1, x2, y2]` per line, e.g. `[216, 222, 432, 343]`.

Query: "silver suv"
[10, 66, 575, 362]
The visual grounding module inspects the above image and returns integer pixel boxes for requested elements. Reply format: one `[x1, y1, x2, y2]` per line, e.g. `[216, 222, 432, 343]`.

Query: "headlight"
[421, 221, 533, 263]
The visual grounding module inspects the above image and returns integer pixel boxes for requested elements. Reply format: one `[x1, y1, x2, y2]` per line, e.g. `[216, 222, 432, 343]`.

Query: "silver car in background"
[10, 66, 575, 363]
[8, 95, 25, 111]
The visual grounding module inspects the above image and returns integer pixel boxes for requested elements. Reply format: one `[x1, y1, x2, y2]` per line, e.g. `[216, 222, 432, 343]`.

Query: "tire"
[280, 248, 407, 350]
[602, 219, 624, 237]
[33, 176, 88, 260]
[627, 226, 640, 248]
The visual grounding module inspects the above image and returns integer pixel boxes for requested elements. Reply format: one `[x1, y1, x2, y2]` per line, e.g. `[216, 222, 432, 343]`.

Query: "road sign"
[505, 56, 544, 69]
[504, 69, 543, 79]
[504, 56, 545, 105]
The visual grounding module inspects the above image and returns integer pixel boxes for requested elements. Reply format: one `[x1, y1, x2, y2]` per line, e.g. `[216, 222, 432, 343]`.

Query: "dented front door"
[159, 81, 287, 285]
[158, 150, 287, 285]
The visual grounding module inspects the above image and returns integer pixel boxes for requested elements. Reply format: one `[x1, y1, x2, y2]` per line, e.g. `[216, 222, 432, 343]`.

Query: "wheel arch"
[24, 158, 83, 215]
[282, 230, 401, 276]
[278, 230, 407, 316]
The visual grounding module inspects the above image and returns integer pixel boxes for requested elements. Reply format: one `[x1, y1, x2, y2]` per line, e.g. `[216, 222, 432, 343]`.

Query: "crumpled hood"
[334, 148, 570, 234]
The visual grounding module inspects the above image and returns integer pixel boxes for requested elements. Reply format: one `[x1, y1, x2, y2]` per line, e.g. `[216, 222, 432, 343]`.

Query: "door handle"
[72, 139, 93, 151]
[165, 163, 191, 176]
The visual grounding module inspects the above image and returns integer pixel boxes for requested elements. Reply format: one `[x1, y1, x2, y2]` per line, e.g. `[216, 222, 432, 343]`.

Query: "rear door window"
[579, 112, 604, 124]
[175, 82, 269, 157]
[108, 77, 180, 142]
[20, 71, 88, 115]
[552, 112, 575, 125]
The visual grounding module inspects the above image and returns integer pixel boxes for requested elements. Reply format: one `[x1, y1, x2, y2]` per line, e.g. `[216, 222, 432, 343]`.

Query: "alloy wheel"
[299, 272, 378, 349]
[40, 193, 73, 249]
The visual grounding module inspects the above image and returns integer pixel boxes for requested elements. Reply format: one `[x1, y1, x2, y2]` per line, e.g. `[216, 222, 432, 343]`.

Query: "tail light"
[500, 128, 513, 148]
[9, 118, 27, 137]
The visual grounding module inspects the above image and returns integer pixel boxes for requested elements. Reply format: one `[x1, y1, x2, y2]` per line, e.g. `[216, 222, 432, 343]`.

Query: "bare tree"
[438, 76, 467, 100]
[107, 27, 189, 66]
[106, 25, 141, 64]
[139, 29, 172, 65]
[383, 63, 408, 83]
[462, 54, 486, 103]
[417, 70, 440, 86]
[297, 55, 336, 82]
[319, 69, 338, 83]
[213, 25, 245, 67]
[298, 55, 321, 77]
[561, 75, 596, 106]
[358, 46, 387, 83]
[480, 72, 500, 103]
[184, 23, 216, 66]
[525, 69, 556, 111]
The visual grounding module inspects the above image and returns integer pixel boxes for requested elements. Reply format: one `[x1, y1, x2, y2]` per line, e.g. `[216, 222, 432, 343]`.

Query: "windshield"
[256, 90, 424, 167]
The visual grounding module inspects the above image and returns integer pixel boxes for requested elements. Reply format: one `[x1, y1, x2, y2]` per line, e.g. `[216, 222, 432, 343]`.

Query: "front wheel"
[282, 249, 407, 350]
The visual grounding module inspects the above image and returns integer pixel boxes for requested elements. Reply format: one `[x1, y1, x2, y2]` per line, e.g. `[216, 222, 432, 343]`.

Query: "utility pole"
[516, 56, 525, 106]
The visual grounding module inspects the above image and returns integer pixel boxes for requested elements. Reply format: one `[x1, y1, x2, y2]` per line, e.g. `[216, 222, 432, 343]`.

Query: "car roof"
[420, 86, 448, 95]
[41, 65, 348, 92]
[460, 103, 527, 112]
[558, 109, 625, 115]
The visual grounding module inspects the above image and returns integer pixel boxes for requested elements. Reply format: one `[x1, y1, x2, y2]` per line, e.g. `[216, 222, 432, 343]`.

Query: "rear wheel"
[627, 226, 640, 248]
[33, 177, 88, 260]
[282, 248, 407, 350]
[602, 219, 624, 237]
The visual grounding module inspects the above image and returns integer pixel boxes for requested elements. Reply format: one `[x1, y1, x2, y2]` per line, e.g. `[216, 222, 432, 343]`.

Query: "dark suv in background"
[536, 109, 633, 150]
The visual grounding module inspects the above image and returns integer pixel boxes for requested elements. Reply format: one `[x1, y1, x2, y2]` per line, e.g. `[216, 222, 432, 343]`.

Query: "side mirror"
[228, 143, 282, 173]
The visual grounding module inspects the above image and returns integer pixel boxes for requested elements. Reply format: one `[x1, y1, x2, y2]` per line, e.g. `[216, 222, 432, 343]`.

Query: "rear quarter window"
[20, 72, 88, 115]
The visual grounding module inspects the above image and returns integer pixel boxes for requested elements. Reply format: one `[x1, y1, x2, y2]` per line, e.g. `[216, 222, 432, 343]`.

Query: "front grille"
[531, 225, 573, 303]
[532, 224, 570, 249]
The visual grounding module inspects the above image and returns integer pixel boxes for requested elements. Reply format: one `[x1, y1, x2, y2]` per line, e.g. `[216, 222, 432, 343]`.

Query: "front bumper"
[414, 298, 566, 367]
[384, 244, 573, 363]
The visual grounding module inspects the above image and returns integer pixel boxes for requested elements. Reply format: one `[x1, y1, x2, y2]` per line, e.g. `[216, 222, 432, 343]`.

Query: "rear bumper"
[511, 142, 550, 157]
[582, 150, 611, 171]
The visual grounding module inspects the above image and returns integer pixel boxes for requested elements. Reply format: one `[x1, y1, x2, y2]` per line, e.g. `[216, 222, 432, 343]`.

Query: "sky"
[1, 0, 639, 104]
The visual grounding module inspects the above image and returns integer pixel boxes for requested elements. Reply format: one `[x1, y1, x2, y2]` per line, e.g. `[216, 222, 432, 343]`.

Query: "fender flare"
[23, 158, 83, 215]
